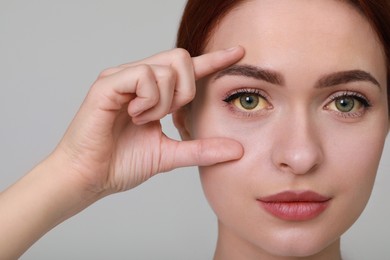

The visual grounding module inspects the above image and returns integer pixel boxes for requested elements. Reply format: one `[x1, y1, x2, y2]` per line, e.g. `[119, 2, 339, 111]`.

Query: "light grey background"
[0, 1, 389, 259]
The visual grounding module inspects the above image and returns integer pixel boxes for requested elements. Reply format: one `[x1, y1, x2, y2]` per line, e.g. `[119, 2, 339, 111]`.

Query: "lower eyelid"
[224, 104, 272, 118]
[327, 109, 366, 119]
[223, 97, 273, 118]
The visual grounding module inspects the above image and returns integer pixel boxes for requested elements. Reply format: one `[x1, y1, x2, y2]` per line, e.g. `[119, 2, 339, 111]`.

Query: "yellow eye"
[232, 93, 269, 111]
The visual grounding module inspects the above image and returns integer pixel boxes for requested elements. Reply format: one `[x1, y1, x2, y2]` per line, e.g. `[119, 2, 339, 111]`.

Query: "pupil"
[336, 97, 354, 112]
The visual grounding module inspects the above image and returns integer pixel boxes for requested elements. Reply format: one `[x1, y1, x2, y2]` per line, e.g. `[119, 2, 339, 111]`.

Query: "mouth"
[257, 190, 331, 221]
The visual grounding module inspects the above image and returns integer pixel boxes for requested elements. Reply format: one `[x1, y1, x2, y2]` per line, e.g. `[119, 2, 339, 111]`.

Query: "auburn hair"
[176, 0, 390, 115]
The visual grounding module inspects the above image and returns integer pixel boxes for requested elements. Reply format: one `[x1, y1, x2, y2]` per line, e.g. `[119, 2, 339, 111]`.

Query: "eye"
[223, 89, 271, 112]
[235, 93, 261, 110]
[325, 91, 371, 117]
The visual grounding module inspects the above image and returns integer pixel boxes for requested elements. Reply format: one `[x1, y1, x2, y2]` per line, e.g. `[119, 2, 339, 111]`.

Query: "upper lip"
[258, 190, 331, 203]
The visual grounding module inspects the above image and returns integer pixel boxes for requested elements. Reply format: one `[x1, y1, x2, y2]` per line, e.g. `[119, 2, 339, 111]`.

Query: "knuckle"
[158, 67, 176, 83]
[179, 84, 196, 104]
[118, 62, 134, 68]
[195, 140, 214, 165]
[172, 48, 192, 63]
[151, 93, 160, 105]
[184, 90, 196, 103]
[98, 67, 117, 78]
[195, 141, 203, 163]
[135, 64, 153, 76]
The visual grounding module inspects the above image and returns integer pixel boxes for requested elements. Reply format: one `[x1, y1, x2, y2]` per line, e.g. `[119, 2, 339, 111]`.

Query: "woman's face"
[179, 0, 389, 258]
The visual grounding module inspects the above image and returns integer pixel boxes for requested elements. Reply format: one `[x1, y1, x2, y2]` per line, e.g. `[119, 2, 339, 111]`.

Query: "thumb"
[160, 138, 244, 171]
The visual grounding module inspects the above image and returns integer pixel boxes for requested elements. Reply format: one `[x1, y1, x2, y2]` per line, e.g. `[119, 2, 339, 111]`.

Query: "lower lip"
[258, 200, 330, 221]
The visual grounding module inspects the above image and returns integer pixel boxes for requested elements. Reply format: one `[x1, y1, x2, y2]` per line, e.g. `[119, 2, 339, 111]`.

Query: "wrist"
[0, 152, 109, 258]
[43, 150, 110, 216]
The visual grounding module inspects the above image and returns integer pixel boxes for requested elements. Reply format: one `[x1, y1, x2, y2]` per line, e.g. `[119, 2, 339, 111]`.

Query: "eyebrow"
[214, 64, 381, 89]
[213, 64, 284, 85]
[316, 70, 380, 88]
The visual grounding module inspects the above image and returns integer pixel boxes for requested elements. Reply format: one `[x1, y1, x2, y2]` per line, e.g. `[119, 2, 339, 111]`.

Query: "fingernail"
[133, 117, 147, 125]
[131, 110, 142, 117]
[130, 107, 144, 117]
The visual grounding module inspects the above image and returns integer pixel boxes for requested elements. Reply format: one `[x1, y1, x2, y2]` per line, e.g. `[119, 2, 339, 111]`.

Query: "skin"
[174, 0, 389, 259]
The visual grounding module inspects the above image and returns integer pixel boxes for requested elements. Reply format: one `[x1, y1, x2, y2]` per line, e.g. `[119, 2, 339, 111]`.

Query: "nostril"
[278, 162, 319, 175]
[280, 163, 289, 169]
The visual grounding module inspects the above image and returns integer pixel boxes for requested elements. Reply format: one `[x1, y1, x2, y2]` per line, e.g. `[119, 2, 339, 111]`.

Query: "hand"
[55, 47, 245, 195]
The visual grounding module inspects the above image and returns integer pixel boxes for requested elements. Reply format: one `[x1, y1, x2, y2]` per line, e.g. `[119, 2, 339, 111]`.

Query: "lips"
[257, 191, 331, 221]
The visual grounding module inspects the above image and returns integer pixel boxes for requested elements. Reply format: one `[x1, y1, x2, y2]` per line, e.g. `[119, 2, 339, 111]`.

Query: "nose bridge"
[272, 106, 324, 175]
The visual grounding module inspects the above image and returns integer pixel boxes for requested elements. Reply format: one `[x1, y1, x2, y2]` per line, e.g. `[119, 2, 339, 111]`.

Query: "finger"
[119, 46, 244, 75]
[167, 47, 245, 111]
[112, 49, 195, 112]
[125, 65, 160, 118]
[192, 46, 245, 79]
[98, 67, 123, 78]
[168, 47, 245, 111]
[110, 47, 244, 113]
[117, 47, 244, 105]
[166, 49, 197, 110]
[94, 64, 160, 116]
[132, 65, 176, 124]
[118, 48, 190, 68]
[160, 137, 244, 172]
[142, 47, 244, 109]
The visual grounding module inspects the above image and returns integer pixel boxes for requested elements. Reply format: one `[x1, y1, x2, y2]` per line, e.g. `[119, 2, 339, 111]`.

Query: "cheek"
[198, 159, 271, 252]
[192, 100, 275, 243]
[324, 122, 386, 215]
[199, 162, 250, 216]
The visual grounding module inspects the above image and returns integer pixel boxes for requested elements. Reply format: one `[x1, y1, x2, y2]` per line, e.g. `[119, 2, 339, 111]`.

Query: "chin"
[252, 230, 341, 258]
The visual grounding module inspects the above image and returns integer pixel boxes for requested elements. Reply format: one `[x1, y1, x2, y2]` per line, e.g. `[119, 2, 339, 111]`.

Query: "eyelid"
[326, 90, 371, 107]
[223, 88, 271, 103]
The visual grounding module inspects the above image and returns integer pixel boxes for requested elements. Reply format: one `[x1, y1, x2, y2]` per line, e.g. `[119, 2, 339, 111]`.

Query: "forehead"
[207, 0, 375, 49]
[205, 0, 386, 82]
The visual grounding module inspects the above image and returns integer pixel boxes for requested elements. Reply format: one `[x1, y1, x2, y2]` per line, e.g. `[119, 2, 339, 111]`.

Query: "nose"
[271, 112, 324, 175]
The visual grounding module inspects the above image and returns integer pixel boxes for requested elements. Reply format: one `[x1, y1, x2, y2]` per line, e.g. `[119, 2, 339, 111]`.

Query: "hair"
[176, 0, 390, 115]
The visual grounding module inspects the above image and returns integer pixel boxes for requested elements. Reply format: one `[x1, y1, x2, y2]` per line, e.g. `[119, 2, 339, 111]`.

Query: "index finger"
[192, 46, 245, 79]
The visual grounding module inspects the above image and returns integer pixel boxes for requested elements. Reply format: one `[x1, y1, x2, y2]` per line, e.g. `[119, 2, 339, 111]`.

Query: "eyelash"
[223, 88, 267, 102]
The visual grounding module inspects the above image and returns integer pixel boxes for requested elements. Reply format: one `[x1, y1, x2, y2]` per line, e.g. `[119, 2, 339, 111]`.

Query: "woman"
[175, 1, 389, 259]
[1, 0, 389, 259]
